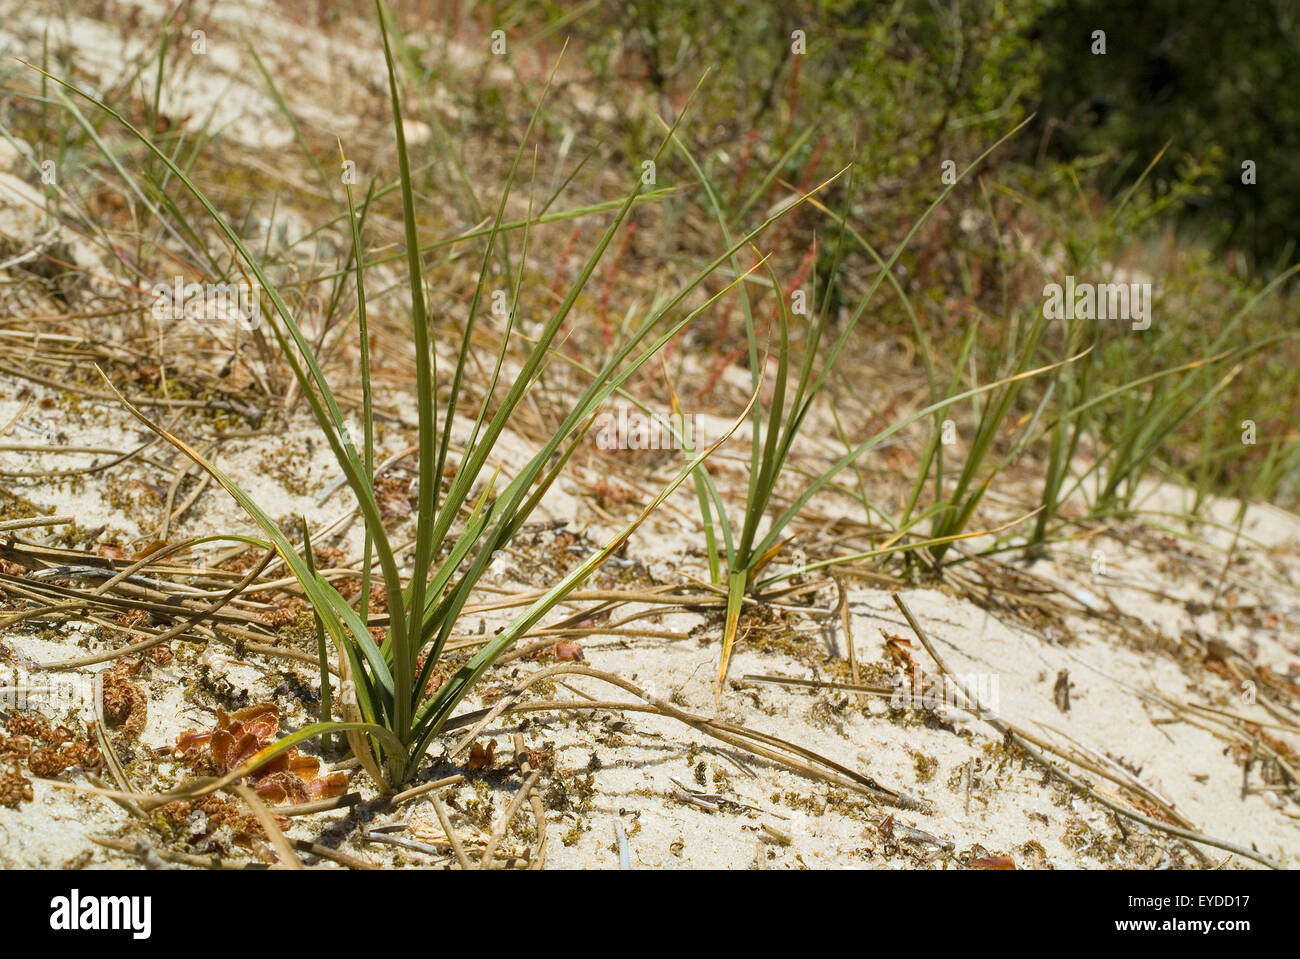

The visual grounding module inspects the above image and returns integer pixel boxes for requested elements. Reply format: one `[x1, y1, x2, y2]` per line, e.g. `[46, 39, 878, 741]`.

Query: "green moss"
[909, 748, 939, 783]
[0, 489, 54, 521]
[560, 818, 587, 847]
[263, 436, 314, 497]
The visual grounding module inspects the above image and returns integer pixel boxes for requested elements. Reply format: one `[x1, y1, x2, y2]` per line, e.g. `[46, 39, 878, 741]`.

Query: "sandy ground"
[1, 0, 1298, 871]
[1, 358, 1297, 870]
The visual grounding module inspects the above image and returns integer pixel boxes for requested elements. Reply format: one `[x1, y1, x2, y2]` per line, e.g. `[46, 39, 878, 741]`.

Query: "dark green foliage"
[1031, 0, 1300, 269]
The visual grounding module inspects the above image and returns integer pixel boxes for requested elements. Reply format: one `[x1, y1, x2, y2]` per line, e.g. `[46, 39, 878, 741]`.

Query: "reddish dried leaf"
[882, 632, 916, 670]
[230, 732, 263, 768]
[468, 740, 496, 770]
[288, 754, 321, 779]
[304, 772, 349, 800]
[175, 704, 346, 806]
[254, 780, 289, 804]
[229, 703, 278, 732]
[971, 855, 1016, 870]
[554, 641, 584, 662]
[131, 540, 168, 560]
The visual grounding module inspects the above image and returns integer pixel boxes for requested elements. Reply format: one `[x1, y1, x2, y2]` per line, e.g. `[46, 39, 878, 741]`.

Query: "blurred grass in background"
[2, 0, 1294, 512]
[482, 0, 1298, 508]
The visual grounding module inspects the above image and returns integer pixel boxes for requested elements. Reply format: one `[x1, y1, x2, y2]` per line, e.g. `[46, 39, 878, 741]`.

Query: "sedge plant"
[663, 117, 1084, 698]
[1014, 154, 1300, 543]
[25, 3, 843, 789]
